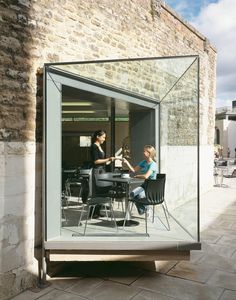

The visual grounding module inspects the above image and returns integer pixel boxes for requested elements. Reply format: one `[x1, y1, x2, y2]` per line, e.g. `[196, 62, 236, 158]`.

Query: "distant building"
[215, 101, 236, 158]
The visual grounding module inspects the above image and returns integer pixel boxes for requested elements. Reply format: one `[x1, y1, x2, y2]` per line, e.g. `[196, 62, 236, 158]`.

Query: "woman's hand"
[122, 158, 128, 164]
[109, 157, 115, 162]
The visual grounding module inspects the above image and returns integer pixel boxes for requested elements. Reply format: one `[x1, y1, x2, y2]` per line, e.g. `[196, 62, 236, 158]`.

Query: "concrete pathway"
[11, 177, 236, 300]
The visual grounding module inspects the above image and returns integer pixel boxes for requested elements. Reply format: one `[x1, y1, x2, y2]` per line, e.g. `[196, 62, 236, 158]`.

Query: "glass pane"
[45, 56, 199, 247]
[50, 57, 196, 102]
[160, 58, 199, 240]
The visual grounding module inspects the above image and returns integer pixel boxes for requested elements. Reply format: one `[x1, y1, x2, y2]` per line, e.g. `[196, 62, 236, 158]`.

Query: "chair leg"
[121, 199, 125, 217]
[145, 209, 148, 235]
[117, 199, 120, 209]
[109, 201, 118, 232]
[123, 202, 131, 228]
[78, 203, 85, 226]
[61, 197, 66, 221]
[83, 204, 91, 235]
[162, 204, 170, 231]
[146, 206, 154, 223]
[115, 198, 125, 217]
[130, 202, 134, 213]
[103, 205, 109, 220]
[163, 200, 170, 217]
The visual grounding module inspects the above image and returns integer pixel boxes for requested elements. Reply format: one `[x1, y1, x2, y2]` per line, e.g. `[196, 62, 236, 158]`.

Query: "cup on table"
[121, 173, 130, 179]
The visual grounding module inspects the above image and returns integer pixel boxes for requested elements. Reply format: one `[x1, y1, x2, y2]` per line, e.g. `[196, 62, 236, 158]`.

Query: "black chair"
[78, 172, 117, 235]
[110, 183, 126, 216]
[78, 168, 93, 198]
[62, 178, 83, 225]
[156, 173, 169, 218]
[94, 172, 126, 216]
[124, 174, 170, 235]
[94, 171, 113, 196]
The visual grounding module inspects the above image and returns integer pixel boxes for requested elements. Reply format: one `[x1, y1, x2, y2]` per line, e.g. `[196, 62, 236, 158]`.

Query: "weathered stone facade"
[0, 0, 216, 298]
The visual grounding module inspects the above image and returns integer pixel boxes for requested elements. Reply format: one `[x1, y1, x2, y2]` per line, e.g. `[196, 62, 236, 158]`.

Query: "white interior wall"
[228, 121, 236, 158]
[161, 145, 213, 208]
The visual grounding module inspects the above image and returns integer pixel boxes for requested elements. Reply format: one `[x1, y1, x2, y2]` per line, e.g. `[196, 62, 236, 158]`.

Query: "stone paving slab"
[208, 221, 236, 231]
[131, 271, 223, 300]
[231, 250, 236, 260]
[167, 261, 215, 283]
[33, 289, 87, 300]
[133, 261, 178, 274]
[200, 231, 223, 243]
[70, 280, 141, 300]
[219, 289, 236, 300]
[217, 234, 236, 247]
[11, 286, 54, 300]
[203, 227, 236, 237]
[49, 278, 81, 291]
[224, 207, 236, 216]
[203, 243, 236, 258]
[207, 270, 236, 290]
[189, 249, 204, 263]
[197, 253, 236, 273]
[131, 289, 178, 300]
[65, 277, 105, 297]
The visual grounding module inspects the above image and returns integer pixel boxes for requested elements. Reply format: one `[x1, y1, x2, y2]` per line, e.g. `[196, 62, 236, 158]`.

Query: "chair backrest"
[94, 172, 113, 195]
[79, 168, 93, 176]
[94, 172, 113, 187]
[78, 168, 93, 197]
[65, 180, 82, 197]
[144, 174, 166, 205]
[156, 173, 166, 180]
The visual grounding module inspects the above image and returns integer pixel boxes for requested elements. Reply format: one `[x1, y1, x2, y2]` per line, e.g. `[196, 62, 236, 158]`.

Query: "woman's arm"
[94, 157, 115, 165]
[91, 144, 115, 165]
[134, 168, 152, 179]
[122, 158, 140, 173]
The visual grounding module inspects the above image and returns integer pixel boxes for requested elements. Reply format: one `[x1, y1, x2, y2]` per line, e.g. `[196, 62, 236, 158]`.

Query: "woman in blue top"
[122, 145, 158, 214]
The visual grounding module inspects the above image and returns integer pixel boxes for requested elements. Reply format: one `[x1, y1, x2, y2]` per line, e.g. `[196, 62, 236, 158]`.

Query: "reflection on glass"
[51, 56, 196, 103]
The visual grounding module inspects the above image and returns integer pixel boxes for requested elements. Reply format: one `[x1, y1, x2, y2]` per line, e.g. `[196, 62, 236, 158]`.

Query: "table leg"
[116, 182, 139, 227]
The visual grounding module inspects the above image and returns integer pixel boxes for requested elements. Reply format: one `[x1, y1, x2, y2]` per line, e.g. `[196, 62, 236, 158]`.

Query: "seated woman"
[122, 145, 158, 215]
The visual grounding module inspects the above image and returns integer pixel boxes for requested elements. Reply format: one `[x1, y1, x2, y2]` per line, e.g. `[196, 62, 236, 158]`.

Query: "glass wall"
[159, 58, 199, 240]
[44, 56, 199, 249]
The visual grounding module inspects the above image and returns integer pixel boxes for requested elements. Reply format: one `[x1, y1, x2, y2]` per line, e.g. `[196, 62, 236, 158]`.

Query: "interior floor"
[57, 199, 195, 242]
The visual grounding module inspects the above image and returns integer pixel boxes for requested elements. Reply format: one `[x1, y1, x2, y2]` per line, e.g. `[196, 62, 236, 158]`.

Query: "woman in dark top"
[90, 130, 115, 218]
[90, 130, 115, 170]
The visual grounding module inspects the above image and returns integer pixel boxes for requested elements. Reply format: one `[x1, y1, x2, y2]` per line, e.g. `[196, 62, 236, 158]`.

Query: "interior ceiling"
[62, 85, 150, 117]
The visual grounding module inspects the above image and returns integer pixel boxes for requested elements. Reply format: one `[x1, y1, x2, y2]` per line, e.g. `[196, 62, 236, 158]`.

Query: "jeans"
[130, 186, 145, 199]
[130, 186, 147, 215]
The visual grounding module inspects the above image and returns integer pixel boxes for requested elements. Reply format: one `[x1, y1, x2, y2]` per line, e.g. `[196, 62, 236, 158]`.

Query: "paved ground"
[12, 177, 236, 300]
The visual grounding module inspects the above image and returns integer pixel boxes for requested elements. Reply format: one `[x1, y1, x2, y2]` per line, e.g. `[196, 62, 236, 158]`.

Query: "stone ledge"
[0, 141, 36, 155]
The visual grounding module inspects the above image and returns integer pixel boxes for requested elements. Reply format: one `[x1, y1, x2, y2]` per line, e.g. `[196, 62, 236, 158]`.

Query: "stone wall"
[0, 0, 216, 143]
[0, 0, 216, 298]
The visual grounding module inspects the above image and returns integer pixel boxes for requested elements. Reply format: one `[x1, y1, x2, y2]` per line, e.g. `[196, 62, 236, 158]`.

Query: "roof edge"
[162, 2, 217, 53]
